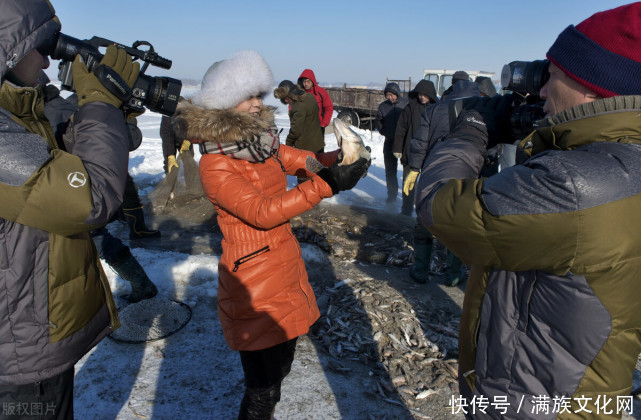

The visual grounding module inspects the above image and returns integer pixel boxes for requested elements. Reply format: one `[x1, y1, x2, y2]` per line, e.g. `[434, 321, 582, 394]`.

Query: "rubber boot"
[112, 248, 158, 303]
[444, 249, 463, 287]
[238, 383, 280, 420]
[122, 207, 161, 240]
[409, 240, 432, 284]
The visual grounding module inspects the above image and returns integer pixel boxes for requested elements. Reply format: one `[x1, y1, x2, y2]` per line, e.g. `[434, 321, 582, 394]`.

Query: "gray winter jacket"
[0, 0, 127, 385]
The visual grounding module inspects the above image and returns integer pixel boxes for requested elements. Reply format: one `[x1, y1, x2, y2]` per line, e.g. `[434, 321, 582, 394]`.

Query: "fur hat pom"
[192, 50, 274, 110]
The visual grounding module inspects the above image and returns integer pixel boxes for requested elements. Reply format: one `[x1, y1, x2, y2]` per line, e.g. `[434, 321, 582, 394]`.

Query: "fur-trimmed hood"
[273, 80, 305, 102]
[172, 100, 276, 144]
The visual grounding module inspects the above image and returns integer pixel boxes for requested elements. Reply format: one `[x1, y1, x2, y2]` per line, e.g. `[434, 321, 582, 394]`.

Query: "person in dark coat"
[441, 70, 470, 98]
[474, 76, 497, 97]
[161, 113, 194, 174]
[274, 80, 326, 183]
[403, 80, 481, 285]
[375, 82, 408, 204]
[393, 80, 438, 215]
[273, 80, 325, 154]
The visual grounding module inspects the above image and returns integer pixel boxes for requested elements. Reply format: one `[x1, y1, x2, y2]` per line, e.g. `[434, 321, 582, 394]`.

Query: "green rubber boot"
[444, 249, 463, 287]
[123, 207, 161, 240]
[112, 248, 158, 303]
[409, 240, 432, 284]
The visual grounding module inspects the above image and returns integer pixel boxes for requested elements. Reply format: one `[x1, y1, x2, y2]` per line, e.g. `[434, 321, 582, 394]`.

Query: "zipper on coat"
[270, 154, 286, 173]
[233, 246, 270, 272]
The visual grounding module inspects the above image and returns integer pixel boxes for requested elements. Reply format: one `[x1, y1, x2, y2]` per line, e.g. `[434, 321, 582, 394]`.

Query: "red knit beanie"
[546, 2, 641, 97]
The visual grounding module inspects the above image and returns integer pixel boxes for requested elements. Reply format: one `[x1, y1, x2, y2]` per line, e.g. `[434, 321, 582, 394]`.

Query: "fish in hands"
[333, 118, 371, 166]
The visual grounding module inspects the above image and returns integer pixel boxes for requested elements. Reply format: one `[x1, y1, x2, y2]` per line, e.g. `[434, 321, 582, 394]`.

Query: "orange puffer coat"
[174, 102, 337, 351]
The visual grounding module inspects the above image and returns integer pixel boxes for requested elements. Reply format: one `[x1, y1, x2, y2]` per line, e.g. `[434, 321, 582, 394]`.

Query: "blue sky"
[47, 0, 631, 86]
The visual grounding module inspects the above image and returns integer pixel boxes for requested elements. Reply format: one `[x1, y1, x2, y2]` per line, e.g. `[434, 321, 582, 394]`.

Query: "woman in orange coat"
[173, 50, 369, 419]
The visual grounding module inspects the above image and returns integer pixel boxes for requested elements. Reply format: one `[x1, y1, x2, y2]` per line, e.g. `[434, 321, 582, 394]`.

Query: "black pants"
[401, 165, 415, 215]
[383, 139, 398, 201]
[122, 173, 142, 209]
[0, 367, 74, 420]
[238, 338, 298, 420]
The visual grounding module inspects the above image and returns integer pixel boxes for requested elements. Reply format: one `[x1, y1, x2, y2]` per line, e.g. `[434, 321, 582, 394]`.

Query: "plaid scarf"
[199, 127, 280, 163]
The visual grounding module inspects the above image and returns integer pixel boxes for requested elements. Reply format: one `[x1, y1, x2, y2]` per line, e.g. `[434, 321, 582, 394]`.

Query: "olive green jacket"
[0, 81, 126, 385]
[415, 96, 641, 419]
[286, 92, 325, 153]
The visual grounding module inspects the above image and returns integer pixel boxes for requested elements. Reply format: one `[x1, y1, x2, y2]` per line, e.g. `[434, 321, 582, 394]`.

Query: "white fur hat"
[192, 50, 274, 110]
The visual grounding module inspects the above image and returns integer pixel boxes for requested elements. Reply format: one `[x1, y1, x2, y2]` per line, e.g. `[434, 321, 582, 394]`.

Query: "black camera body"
[448, 60, 550, 143]
[500, 60, 550, 136]
[42, 33, 182, 116]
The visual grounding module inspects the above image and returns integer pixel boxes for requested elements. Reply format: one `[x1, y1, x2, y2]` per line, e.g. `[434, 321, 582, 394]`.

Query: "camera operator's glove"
[317, 157, 369, 195]
[403, 169, 420, 195]
[179, 140, 192, 154]
[167, 155, 179, 174]
[72, 45, 140, 108]
[454, 94, 515, 149]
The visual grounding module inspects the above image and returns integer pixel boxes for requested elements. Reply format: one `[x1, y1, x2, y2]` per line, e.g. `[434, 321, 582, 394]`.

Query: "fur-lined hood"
[273, 81, 305, 103]
[172, 100, 276, 144]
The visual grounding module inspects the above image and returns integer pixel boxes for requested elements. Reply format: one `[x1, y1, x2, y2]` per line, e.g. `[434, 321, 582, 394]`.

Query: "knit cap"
[546, 2, 641, 97]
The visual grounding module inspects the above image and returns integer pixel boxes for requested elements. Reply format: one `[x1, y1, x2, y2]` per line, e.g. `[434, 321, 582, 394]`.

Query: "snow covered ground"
[72, 87, 406, 419]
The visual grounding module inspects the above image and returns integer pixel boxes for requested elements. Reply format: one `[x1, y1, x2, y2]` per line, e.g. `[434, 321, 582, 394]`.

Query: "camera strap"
[93, 65, 132, 101]
[448, 99, 464, 132]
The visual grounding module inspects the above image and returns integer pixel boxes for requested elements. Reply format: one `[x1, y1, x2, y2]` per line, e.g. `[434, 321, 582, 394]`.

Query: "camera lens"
[511, 102, 546, 136]
[501, 60, 550, 95]
[130, 75, 182, 116]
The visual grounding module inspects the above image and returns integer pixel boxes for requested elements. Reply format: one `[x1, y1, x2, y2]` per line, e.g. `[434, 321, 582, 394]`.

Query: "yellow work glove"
[167, 155, 179, 174]
[403, 169, 420, 196]
[72, 45, 140, 108]
[179, 140, 191, 154]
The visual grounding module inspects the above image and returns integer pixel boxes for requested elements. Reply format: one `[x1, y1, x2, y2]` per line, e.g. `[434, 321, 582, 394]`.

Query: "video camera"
[448, 59, 550, 143]
[38, 32, 182, 116]
[500, 59, 549, 136]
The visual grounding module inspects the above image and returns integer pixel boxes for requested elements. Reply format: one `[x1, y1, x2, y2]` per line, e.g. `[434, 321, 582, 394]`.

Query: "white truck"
[423, 69, 495, 97]
[327, 70, 496, 129]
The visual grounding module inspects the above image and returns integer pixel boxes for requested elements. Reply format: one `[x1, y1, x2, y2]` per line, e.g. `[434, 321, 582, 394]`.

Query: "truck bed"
[325, 87, 386, 114]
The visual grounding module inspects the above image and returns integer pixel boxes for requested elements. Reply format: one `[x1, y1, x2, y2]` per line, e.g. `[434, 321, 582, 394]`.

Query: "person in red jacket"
[298, 69, 334, 133]
[173, 50, 369, 419]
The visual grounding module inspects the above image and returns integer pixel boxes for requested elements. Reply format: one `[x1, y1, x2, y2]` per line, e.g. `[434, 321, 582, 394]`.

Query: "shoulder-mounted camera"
[39, 33, 182, 116]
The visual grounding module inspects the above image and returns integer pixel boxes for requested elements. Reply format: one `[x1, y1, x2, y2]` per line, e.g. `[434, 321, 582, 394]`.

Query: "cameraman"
[0, 0, 139, 418]
[415, 3, 641, 417]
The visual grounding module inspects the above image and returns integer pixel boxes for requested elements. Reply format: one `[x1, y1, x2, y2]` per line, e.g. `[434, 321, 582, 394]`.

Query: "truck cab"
[423, 69, 495, 97]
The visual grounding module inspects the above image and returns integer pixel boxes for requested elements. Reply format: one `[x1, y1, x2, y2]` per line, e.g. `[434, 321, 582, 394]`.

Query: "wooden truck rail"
[325, 86, 385, 129]
[325, 79, 410, 129]
[326, 72, 499, 129]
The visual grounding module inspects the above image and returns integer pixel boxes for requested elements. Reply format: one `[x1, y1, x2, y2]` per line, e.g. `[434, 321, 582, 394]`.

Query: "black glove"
[453, 94, 515, 149]
[318, 157, 369, 194]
